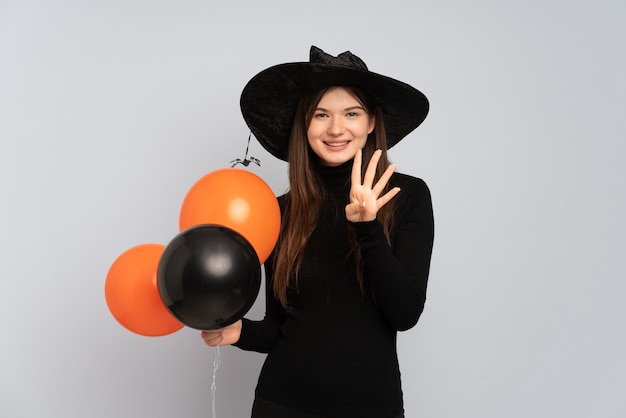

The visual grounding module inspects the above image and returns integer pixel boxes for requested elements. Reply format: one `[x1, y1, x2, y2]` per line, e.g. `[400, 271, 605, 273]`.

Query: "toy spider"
[230, 133, 261, 167]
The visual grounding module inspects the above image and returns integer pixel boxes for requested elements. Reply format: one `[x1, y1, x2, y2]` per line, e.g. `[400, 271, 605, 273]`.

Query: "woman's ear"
[368, 116, 376, 134]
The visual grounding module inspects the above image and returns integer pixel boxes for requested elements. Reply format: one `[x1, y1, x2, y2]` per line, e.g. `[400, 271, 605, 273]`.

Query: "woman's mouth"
[324, 141, 350, 148]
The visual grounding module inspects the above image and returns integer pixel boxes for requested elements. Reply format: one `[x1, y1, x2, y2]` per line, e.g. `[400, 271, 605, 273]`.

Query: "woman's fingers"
[351, 148, 363, 187]
[372, 163, 396, 197]
[347, 148, 399, 223]
[377, 186, 401, 209]
[201, 330, 223, 346]
[362, 149, 382, 189]
[200, 320, 242, 346]
[352, 148, 384, 189]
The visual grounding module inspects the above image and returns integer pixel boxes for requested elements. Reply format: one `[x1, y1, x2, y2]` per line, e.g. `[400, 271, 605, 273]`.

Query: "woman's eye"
[314, 113, 328, 119]
[346, 112, 358, 117]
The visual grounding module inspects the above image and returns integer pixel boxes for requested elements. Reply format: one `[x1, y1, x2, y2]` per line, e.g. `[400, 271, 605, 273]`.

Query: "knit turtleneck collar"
[317, 159, 353, 193]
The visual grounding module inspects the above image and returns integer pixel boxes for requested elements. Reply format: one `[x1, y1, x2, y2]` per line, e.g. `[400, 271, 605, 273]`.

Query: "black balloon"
[157, 224, 261, 330]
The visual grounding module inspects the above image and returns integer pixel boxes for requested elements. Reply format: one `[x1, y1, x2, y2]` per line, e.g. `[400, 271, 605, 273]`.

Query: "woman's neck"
[317, 159, 353, 193]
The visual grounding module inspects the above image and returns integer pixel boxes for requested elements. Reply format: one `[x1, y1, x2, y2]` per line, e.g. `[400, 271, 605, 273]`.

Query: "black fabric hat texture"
[240, 46, 429, 161]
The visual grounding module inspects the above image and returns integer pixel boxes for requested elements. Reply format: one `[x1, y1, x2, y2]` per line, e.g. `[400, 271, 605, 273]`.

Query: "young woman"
[202, 46, 434, 418]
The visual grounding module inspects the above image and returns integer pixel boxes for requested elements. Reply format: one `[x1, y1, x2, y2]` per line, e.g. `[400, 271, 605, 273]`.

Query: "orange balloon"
[105, 244, 183, 336]
[179, 168, 280, 264]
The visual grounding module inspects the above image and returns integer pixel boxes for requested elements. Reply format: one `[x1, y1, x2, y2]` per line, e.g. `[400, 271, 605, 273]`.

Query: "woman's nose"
[327, 118, 344, 135]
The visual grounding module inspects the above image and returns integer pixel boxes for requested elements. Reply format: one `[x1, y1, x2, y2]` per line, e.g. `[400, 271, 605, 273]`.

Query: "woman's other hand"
[200, 320, 243, 346]
[346, 149, 400, 222]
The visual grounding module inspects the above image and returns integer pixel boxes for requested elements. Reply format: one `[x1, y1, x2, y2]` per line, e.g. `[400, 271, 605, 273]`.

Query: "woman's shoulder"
[390, 172, 433, 215]
[276, 193, 290, 212]
[390, 173, 434, 234]
[391, 172, 431, 196]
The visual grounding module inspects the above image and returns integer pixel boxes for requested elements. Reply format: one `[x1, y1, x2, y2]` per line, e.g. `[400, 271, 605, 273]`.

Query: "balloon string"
[211, 346, 220, 418]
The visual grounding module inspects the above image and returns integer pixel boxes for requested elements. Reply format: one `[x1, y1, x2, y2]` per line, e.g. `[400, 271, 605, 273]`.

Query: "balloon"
[179, 168, 280, 264]
[157, 224, 261, 330]
[105, 244, 183, 337]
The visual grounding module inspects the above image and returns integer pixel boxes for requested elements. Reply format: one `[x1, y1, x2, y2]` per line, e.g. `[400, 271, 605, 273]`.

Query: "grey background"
[1, 1, 625, 417]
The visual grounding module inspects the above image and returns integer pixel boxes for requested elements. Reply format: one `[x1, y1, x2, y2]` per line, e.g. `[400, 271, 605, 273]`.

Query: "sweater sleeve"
[352, 175, 434, 331]
[232, 251, 285, 353]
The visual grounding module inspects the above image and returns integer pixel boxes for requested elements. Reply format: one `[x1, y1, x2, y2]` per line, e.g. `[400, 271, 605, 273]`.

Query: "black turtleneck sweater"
[234, 161, 434, 418]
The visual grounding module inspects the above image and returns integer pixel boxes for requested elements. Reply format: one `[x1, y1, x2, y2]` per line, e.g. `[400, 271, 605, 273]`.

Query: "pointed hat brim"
[240, 46, 429, 161]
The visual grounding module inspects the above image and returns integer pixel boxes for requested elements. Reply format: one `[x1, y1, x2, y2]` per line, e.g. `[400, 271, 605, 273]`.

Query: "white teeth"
[325, 141, 349, 147]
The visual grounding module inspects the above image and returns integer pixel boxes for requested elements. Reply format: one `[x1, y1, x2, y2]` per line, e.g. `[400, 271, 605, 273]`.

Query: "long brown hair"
[272, 86, 396, 307]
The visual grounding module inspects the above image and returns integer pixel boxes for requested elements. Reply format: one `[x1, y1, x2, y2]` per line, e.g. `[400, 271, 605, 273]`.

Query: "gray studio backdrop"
[1, 1, 625, 417]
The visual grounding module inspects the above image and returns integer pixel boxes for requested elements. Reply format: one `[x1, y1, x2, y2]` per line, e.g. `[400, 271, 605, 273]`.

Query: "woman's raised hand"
[346, 149, 400, 223]
[200, 319, 242, 346]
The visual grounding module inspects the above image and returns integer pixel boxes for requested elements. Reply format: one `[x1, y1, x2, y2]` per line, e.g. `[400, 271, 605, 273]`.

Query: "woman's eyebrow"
[315, 105, 365, 112]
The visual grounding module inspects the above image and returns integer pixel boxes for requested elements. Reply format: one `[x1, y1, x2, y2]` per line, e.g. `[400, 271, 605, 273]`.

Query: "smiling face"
[306, 87, 375, 167]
